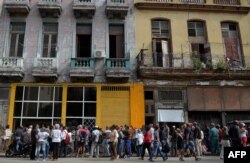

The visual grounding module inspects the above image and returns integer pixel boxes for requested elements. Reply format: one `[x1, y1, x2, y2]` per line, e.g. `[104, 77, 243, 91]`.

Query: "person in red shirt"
[140, 126, 153, 161]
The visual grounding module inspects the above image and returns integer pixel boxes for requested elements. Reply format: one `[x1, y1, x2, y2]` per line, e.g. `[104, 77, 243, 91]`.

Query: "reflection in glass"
[66, 118, 82, 127]
[67, 87, 83, 101]
[23, 103, 37, 117]
[66, 102, 82, 116]
[15, 86, 23, 101]
[38, 103, 53, 117]
[84, 103, 96, 117]
[54, 102, 62, 117]
[54, 87, 62, 101]
[85, 87, 96, 101]
[39, 87, 54, 101]
[24, 87, 38, 101]
[14, 102, 22, 116]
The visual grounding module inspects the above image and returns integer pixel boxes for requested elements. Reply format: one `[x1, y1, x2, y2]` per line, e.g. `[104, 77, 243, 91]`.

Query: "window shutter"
[43, 34, 49, 57]
[9, 34, 17, 57]
[161, 40, 169, 67]
[50, 34, 57, 58]
[17, 34, 24, 57]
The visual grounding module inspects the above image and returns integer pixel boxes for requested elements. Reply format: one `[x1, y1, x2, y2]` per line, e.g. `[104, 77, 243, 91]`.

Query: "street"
[0, 156, 223, 163]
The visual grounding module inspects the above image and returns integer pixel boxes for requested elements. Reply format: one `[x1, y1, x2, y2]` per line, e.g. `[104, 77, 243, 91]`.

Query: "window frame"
[42, 23, 58, 58]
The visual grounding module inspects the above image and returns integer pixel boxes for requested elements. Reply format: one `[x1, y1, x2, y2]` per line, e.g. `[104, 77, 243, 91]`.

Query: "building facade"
[135, 0, 250, 127]
[0, 0, 144, 129]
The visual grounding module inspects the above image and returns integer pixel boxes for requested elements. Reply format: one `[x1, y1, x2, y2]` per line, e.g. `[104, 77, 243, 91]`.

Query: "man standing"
[90, 126, 100, 158]
[209, 123, 219, 155]
[229, 120, 241, 147]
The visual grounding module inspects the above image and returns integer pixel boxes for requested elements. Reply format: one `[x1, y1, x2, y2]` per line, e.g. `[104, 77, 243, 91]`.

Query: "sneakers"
[148, 159, 154, 162]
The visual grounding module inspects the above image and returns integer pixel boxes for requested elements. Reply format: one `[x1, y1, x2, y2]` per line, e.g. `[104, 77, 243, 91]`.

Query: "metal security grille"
[101, 86, 130, 91]
[159, 90, 184, 103]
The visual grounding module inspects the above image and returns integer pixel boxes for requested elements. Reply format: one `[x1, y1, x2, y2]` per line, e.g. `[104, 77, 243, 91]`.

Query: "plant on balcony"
[191, 52, 204, 72]
[214, 59, 228, 73]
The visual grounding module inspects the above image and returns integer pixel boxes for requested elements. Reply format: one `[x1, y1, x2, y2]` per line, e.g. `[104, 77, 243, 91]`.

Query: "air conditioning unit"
[94, 50, 106, 58]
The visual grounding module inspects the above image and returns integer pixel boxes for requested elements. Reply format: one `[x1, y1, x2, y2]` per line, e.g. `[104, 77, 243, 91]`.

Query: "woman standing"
[240, 123, 248, 147]
[110, 125, 119, 160]
[220, 126, 231, 159]
[51, 124, 61, 161]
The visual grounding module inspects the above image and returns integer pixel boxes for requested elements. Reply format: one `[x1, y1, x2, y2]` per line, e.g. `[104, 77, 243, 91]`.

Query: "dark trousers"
[141, 142, 152, 160]
[53, 142, 60, 160]
[60, 141, 67, 157]
[30, 142, 36, 160]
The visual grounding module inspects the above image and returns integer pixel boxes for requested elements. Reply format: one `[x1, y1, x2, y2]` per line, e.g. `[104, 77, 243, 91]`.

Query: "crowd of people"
[0, 120, 248, 161]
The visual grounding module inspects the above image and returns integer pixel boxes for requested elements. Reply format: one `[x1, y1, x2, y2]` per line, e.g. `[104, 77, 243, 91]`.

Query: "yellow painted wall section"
[61, 84, 67, 126]
[100, 90, 130, 128]
[130, 83, 145, 129]
[96, 85, 102, 127]
[8, 84, 17, 130]
[135, 9, 250, 67]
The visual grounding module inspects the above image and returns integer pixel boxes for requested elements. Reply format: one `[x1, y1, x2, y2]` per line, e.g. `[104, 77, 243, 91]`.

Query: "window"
[221, 22, 243, 67]
[152, 20, 169, 38]
[76, 24, 92, 58]
[151, 19, 171, 67]
[42, 23, 58, 58]
[188, 21, 205, 37]
[9, 22, 26, 57]
[159, 90, 184, 104]
[145, 91, 153, 100]
[13, 86, 62, 127]
[109, 25, 124, 58]
[66, 87, 96, 128]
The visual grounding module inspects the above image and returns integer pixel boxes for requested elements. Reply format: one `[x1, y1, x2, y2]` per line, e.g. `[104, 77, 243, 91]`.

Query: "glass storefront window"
[39, 87, 54, 101]
[67, 87, 83, 101]
[14, 102, 22, 116]
[85, 87, 96, 101]
[23, 103, 37, 117]
[54, 87, 62, 101]
[54, 102, 62, 117]
[38, 102, 53, 117]
[66, 102, 83, 116]
[84, 103, 96, 117]
[24, 87, 38, 101]
[15, 86, 23, 101]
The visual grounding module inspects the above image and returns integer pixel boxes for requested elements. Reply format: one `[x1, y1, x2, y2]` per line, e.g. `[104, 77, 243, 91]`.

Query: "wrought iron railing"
[38, 0, 62, 5]
[70, 58, 94, 68]
[106, 58, 130, 69]
[4, 0, 30, 5]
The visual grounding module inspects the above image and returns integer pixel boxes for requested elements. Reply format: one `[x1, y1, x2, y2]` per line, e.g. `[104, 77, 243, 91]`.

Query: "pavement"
[0, 153, 223, 163]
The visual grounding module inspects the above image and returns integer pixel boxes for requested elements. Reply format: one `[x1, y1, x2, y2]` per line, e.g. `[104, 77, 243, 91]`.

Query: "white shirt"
[38, 131, 49, 142]
[136, 132, 144, 145]
[4, 129, 12, 140]
[51, 129, 62, 143]
[92, 129, 100, 143]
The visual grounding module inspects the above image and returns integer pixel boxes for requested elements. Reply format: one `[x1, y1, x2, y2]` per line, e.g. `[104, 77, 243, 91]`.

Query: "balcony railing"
[33, 58, 57, 68]
[135, 0, 248, 7]
[0, 57, 23, 68]
[73, 0, 95, 5]
[38, 0, 62, 5]
[70, 58, 94, 68]
[213, 0, 240, 5]
[180, 0, 205, 3]
[106, 58, 130, 69]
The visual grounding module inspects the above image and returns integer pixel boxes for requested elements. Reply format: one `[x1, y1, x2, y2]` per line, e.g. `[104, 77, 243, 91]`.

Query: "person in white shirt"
[90, 126, 100, 158]
[51, 124, 62, 161]
[2, 125, 12, 152]
[110, 125, 119, 160]
[136, 129, 144, 157]
[36, 128, 49, 161]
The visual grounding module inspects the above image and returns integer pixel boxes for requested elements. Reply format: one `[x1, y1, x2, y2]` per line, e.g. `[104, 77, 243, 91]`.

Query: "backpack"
[64, 132, 70, 145]
[79, 131, 86, 143]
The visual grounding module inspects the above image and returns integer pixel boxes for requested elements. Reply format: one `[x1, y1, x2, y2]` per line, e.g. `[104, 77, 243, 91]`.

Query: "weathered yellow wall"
[135, 8, 250, 67]
[130, 83, 145, 129]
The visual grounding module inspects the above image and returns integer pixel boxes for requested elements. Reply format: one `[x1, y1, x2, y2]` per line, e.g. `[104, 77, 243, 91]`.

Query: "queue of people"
[0, 120, 248, 162]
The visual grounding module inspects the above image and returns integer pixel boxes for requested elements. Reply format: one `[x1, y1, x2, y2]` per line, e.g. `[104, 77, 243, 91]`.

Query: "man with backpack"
[76, 125, 88, 157]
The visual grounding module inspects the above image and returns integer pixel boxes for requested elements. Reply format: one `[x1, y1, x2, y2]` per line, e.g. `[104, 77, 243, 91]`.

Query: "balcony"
[136, 51, 250, 81]
[0, 57, 24, 82]
[37, 0, 62, 18]
[4, 0, 30, 16]
[135, 0, 250, 14]
[72, 0, 96, 19]
[106, 58, 130, 82]
[106, 0, 129, 19]
[32, 58, 58, 82]
[69, 58, 95, 82]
